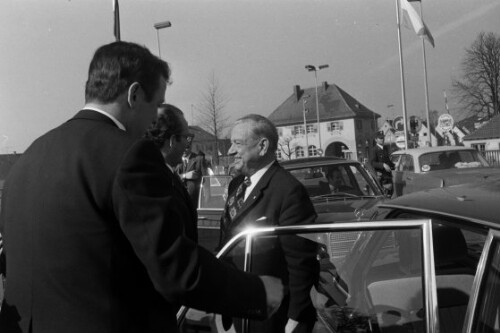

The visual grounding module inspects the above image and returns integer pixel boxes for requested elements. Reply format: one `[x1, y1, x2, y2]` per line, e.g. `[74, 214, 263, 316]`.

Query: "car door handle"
[406, 176, 413, 181]
[198, 216, 207, 220]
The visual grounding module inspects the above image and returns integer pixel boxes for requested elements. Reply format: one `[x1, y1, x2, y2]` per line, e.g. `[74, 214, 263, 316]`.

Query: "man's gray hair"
[235, 114, 278, 153]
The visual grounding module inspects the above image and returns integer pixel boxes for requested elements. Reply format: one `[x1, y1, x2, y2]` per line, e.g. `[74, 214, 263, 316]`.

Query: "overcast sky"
[1, 0, 499, 153]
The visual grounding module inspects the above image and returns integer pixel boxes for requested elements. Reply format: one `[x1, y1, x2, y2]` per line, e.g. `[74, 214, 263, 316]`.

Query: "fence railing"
[480, 150, 500, 167]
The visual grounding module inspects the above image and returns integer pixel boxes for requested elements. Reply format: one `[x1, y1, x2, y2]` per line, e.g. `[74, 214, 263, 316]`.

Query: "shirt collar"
[244, 160, 275, 200]
[83, 106, 126, 131]
[165, 163, 175, 173]
[377, 143, 384, 149]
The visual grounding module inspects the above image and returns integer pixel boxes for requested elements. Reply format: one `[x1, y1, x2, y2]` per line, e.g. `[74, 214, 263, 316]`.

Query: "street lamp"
[154, 20, 172, 59]
[305, 64, 329, 152]
[302, 95, 310, 157]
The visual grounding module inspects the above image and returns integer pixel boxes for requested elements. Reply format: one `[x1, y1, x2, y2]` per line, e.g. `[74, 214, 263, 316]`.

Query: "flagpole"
[113, 0, 121, 42]
[396, 0, 409, 150]
[419, 2, 432, 147]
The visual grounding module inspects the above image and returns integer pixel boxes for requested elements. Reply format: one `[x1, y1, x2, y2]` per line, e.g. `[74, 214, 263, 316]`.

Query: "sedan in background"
[178, 178, 500, 333]
[390, 146, 500, 197]
[196, 157, 386, 251]
[280, 157, 386, 223]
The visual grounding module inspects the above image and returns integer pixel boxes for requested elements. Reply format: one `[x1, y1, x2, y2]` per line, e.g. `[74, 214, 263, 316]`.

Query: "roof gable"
[268, 82, 379, 126]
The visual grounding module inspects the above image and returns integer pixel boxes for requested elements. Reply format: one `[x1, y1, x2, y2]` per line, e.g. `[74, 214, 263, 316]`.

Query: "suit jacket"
[371, 144, 395, 181]
[175, 152, 204, 208]
[220, 162, 319, 327]
[0, 110, 267, 333]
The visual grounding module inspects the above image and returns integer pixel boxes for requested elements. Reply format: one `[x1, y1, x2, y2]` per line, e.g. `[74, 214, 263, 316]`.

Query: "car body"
[390, 146, 500, 197]
[196, 157, 386, 251]
[178, 178, 500, 333]
[280, 157, 386, 222]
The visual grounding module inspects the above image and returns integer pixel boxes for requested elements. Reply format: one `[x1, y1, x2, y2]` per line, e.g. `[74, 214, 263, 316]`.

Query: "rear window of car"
[419, 150, 489, 171]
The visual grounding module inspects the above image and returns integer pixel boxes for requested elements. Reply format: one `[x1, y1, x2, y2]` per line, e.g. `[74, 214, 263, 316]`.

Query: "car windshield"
[418, 150, 489, 172]
[286, 163, 383, 199]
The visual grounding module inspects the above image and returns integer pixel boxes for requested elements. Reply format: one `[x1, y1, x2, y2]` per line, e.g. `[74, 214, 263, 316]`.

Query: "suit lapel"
[186, 153, 196, 171]
[232, 162, 280, 222]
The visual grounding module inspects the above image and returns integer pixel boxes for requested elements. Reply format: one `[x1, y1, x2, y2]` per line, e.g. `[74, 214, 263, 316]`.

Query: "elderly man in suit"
[219, 114, 319, 333]
[0, 41, 283, 333]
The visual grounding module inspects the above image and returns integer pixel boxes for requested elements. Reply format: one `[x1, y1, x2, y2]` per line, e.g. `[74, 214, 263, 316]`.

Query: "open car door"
[177, 219, 441, 333]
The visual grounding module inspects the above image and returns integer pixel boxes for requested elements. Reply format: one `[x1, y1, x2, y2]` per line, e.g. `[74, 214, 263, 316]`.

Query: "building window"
[306, 124, 317, 134]
[356, 119, 363, 130]
[471, 143, 486, 152]
[327, 121, 343, 131]
[293, 125, 305, 135]
[276, 150, 282, 160]
[296, 146, 305, 158]
[308, 145, 318, 157]
[277, 128, 283, 137]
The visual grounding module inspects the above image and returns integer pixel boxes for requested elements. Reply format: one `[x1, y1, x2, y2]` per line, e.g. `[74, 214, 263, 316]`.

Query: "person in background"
[219, 114, 319, 333]
[0, 41, 283, 333]
[371, 130, 395, 197]
[175, 135, 205, 208]
[144, 104, 199, 234]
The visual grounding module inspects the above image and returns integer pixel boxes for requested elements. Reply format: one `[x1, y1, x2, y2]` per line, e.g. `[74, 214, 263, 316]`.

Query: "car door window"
[401, 155, 414, 172]
[177, 220, 438, 333]
[384, 211, 487, 333]
[469, 232, 500, 333]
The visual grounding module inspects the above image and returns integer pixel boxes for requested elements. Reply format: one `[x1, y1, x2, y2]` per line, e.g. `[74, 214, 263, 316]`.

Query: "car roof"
[391, 146, 474, 155]
[378, 178, 500, 226]
[280, 157, 360, 169]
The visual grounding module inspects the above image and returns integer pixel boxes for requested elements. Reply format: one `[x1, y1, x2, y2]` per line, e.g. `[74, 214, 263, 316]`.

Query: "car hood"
[314, 196, 386, 223]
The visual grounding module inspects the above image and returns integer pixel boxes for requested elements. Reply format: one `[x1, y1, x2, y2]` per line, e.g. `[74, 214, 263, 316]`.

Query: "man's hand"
[383, 163, 392, 172]
[183, 170, 199, 180]
[259, 275, 284, 317]
[285, 318, 299, 333]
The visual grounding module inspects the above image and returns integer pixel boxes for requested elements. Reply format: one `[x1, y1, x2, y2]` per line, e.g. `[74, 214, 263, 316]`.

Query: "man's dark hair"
[236, 114, 279, 153]
[144, 104, 184, 148]
[85, 41, 170, 104]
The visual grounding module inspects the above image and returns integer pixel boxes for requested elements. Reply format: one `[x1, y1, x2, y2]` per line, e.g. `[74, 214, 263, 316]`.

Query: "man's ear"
[169, 135, 176, 148]
[127, 82, 141, 108]
[259, 138, 270, 156]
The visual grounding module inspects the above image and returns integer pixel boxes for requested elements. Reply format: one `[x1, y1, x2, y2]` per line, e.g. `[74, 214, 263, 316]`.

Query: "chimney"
[322, 81, 329, 91]
[294, 85, 301, 101]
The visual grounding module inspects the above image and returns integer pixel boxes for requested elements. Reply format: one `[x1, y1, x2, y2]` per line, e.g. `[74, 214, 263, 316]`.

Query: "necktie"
[220, 177, 251, 241]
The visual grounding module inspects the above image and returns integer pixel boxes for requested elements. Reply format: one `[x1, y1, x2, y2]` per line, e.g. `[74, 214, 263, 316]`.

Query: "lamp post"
[305, 64, 329, 153]
[154, 20, 172, 58]
[302, 95, 310, 157]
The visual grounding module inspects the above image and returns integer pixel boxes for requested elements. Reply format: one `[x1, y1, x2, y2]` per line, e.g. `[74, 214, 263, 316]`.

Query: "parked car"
[390, 146, 500, 197]
[178, 178, 500, 333]
[196, 157, 386, 251]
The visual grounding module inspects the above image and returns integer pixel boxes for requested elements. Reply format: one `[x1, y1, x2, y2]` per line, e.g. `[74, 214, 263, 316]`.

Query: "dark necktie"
[220, 177, 251, 241]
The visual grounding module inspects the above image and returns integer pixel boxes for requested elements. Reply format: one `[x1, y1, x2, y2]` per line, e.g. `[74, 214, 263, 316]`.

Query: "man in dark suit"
[144, 104, 199, 242]
[175, 140, 204, 208]
[219, 114, 319, 333]
[371, 131, 395, 197]
[0, 41, 283, 333]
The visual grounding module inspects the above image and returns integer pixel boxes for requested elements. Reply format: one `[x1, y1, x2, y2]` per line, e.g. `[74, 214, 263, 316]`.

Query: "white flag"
[400, 0, 435, 47]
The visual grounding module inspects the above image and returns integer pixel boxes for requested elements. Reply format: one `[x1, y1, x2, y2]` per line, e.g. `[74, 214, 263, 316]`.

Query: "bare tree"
[452, 32, 500, 120]
[278, 136, 297, 160]
[196, 72, 230, 165]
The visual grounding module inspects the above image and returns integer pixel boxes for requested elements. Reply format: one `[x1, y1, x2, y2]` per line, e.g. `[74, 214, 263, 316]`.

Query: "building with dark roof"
[463, 113, 500, 151]
[268, 81, 380, 161]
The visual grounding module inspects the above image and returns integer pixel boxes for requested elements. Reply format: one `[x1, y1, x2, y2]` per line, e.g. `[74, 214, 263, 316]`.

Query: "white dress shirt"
[244, 161, 275, 201]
